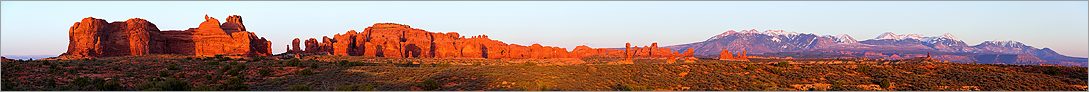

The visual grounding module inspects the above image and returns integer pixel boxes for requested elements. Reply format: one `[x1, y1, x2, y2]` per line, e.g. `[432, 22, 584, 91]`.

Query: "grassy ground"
[3, 55, 1086, 91]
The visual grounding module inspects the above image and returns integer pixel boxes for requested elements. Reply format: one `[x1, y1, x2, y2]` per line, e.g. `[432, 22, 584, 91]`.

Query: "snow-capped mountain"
[973, 40, 1037, 54]
[861, 32, 972, 52]
[875, 32, 925, 40]
[825, 34, 858, 44]
[668, 30, 1087, 66]
[669, 29, 859, 56]
[923, 33, 972, 52]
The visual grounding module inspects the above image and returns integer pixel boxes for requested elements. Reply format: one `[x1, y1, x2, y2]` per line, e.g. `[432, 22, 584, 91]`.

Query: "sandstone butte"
[286, 23, 695, 59]
[59, 15, 272, 59]
[718, 49, 750, 61]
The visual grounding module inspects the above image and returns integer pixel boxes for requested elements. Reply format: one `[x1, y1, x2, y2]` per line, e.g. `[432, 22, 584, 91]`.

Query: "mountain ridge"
[667, 29, 1086, 66]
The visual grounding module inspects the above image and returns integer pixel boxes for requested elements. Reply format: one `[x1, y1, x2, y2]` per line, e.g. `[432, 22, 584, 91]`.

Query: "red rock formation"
[304, 38, 319, 54]
[291, 38, 301, 53]
[251, 37, 272, 56]
[650, 43, 658, 57]
[221, 15, 246, 33]
[571, 45, 616, 58]
[331, 31, 357, 56]
[61, 17, 110, 58]
[431, 32, 461, 58]
[321, 36, 334, 55]
[683, 48, 696, 62]
[191, 15, 271, 56]
[286, 23, 687, 61]
[720, 49, 734, 60]
[352, 30, 368, 56]
[719, 49, 749, 61]
[739, 50, 748, 60]
[614, 43, 679, 60]
[60, 15, 272, 58]
[625, 43, 633, 60]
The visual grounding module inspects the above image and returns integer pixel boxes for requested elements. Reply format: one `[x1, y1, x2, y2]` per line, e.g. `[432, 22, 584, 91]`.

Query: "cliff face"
[288, 23, 687, 59]
[59, 15, 272, 59]
[59, 16, 683, 59]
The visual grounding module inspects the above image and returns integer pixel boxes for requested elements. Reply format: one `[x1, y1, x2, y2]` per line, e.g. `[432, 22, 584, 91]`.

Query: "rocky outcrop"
[304, 38, 319, 54]
[622, 42, 680, 60]
[290, 23, 686, 59]
[221, 15, 246, 33]
[190, 15, 271, 56]
[718, 49, 749, 61]
[61, 17, 110, 58]
[59, 15, 272, 58]
[683, 48, 696, 62]
[291, 38, 301, 53]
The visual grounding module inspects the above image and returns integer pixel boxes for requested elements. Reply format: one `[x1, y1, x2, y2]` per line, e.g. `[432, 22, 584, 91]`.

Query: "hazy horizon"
[2, 1, 1086, 57]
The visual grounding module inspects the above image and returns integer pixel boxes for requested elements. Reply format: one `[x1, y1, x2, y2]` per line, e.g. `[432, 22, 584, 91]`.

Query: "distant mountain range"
[2, 55, 56, 60]
[666, 29, 1087, 66]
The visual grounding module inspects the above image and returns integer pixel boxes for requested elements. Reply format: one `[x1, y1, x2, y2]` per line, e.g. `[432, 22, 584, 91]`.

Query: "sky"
[2, 1, 1087, 57]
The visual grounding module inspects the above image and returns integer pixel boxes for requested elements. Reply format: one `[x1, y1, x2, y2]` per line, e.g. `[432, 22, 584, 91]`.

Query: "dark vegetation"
[2, 55, 1086, 91]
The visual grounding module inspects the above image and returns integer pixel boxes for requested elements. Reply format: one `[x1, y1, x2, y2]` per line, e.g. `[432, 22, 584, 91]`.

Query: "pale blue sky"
[2, 1, 1086, 57]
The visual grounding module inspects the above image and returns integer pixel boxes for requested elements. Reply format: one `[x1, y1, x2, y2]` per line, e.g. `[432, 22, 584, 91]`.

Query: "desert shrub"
[183, 57, 196, 61]
[430, 63, 453, 67]
[611, 84, 651, 91]
[190, 86, 218, 91]
[297, 69, 314, 75]
[250, 56, 269, 62]
[875, 79, 891, 89]
[775, 61, 790, 67]
[41, 78, 58, 89]
[520, 62, 538, 66]
[218, 77, 248, 91]
[1021, 66, 1088, 81]
[258, 69, 273, 77]
[137, 78, 190, 91]
[829, 80, 863, 91]
[415, 79, 441, 90]
[224, 63, 247, 76]
[66, 69, 78, 74]
[96, 80, 124, 91]
[158, 71, 172, 77]
[335, 84, 376, 91]
[212, 55, 232, 61]
[338, 60, 367, 67]
[166, 63, 181, 70]
[2, 78, 15, 90]
[397, 62, 421, 67]
[202, 74, 217, 81]
[744, 65, 760, 70]
[287, 84, 311, 91]
[286, 59, 303, 67]
[204, 61, 220, 66]
[68, 77, 124, 91]
[856, 65, 872, 72]
[528, 80, 557, 91]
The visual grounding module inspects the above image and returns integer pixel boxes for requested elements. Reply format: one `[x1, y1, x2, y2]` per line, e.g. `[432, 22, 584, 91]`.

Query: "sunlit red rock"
[291, 38, 301, 53]
[60, 17, 110, 58]
[304, 38, 319, 54]
[59, 15, 272, 58]
[719, 49, 749, 61]
[285, 23, 686, 61]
